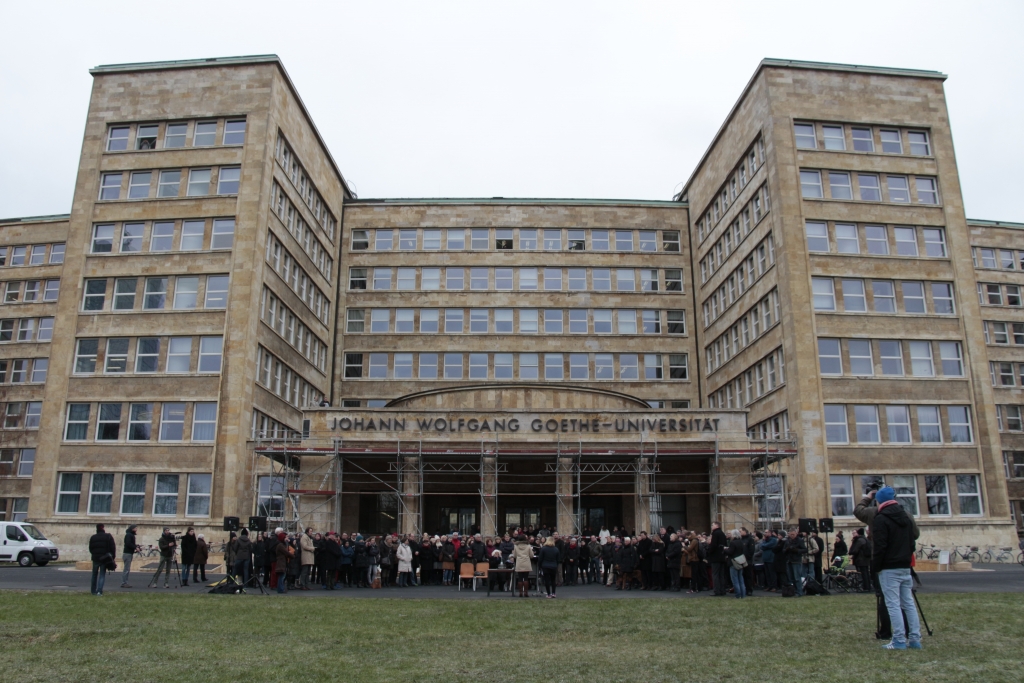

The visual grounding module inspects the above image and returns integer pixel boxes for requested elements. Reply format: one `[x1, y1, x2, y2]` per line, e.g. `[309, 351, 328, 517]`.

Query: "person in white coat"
[396, 538, 414, 587]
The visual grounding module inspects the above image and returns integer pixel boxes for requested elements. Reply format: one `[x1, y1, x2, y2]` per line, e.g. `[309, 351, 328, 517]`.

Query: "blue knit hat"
[876, 486, 895, 504]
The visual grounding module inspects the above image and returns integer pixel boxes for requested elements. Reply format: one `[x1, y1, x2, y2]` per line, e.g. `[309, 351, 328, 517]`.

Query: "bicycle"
[133, 545, 159, 558]
[980, 546, 1018, 563]
[916, 543, 941, 561]
[950, 545, 980, 563]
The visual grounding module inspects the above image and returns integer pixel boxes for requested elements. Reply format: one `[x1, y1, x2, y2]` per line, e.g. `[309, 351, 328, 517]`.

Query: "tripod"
[240, 562, 268, 595]
[148, 553, 182, 588]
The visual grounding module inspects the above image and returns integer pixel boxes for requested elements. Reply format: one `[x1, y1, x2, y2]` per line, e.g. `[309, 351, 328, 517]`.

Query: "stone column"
[400, 456, 421, 536]
[480, 456, 497, 537]
[635, 457, 652, 534]
[556, 457, 576, 534]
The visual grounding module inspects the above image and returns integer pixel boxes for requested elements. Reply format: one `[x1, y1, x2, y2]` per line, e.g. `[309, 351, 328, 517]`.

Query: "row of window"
[341, 351, 689, 382]
[996, 406, 1024, 432]
[794, 123, 931, 156]
[696, 136, 766, 243]
[806, 222, 947, 257]
[91, 218, 234, 254]
[697, 183, 771, 282]
[0, 449, 34, 478]
[991, 362, 1024, 388]
[748, 411, 790, 441]
[1, 498, 28, 521]
[2, 279, 59, 305]
[255, 347, 324, 409]
[800, 170, 939, 205]
[107, 119, 246, 151]
[347, 266, 684, 294]
[972, 247, 1024, 271]
[99, 166, 240, 201]
[705, 290, 780, 375]
[56, 471, 213, 518]
[82, 275, 228, 312]
[706, 347, 786, 409]
[824, 404, 973, 445]
[0, 243, 65, 267]
[0, 317, 53, 343]
[252, 409, 302, 441]
[265, 233, 332, 325]
[345, 307, 687, 336]
[977, 283, 1024, 308]
[64, 402, 218, 443]
[337, 398, 692, 410]
[351, 227, 682, 253]
[275, 133, 337, 242]
[811, 278, 955, 315]
[74, 336, 223, 375]
[260, 288, 329, 373]
[984, 321, 1024, 346]
[818, 339, 964, 378]
[701, 234, 776, 328]
[270, 182, 335, 277]
[0, 358, 48, 384]
[1004, 451, 1024, 480]
[0, 402, 42, 430]
[830, 473, 983, 519]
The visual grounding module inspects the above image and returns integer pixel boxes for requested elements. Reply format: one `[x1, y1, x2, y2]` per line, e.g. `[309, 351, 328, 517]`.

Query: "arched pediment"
[385, 383, 652, 411]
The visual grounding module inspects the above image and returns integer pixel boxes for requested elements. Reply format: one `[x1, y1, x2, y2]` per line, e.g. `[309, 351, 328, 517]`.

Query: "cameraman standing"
[152, 527, 177, 588]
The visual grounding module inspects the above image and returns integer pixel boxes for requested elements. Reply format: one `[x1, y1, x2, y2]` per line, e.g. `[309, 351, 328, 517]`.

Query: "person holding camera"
[152, 527, 177, 588]
[88, 523, 116, 596]
[871, 486, 923, 650]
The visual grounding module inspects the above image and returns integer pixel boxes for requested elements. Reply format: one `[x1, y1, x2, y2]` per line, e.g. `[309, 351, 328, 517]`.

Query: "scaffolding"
[710, 433, 798, 532]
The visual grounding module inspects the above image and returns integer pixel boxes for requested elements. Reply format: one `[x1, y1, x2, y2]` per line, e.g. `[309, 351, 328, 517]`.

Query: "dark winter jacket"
[636, 537, 652, 570]
[850, 535, 871, 565]
[89, 531, 116, 563]
[538, 545, 561, 569]
[665, 540, 683, 569]
[194, 538, 209, 566]
[340, 542, 354, 565]
[234, 535, 253, 563]
[760, 536, 778, 563]
[180, 533, 197, 564]
[782, 535, 807, 564]
[742, 534, 755, 563]
[871, 502, 915, 573]
[323, 538, 341, 571]
[499, 539, 515, 560]
[650, 541, 666, 572]
[619, 544, 639, 573]
[122, 529, 137, 555]
[157, 531, 176, 558]
[707, 528, 728, 563]
[726, 537, 746, 561]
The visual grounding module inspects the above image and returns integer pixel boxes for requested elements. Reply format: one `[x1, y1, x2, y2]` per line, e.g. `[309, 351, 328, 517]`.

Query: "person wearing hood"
[871, 486, 923, 650]
[233, 529, 254, 586]
[180, 527, 197, 587]
[512, 533, 534, 597]
[193, 534, 209, 583]
[298, 527, 315, 590]
[120, 524, 138, 588]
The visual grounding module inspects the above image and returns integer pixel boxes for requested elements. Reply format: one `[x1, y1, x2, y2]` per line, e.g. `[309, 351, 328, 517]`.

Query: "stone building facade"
[0, 55, 1019, 557]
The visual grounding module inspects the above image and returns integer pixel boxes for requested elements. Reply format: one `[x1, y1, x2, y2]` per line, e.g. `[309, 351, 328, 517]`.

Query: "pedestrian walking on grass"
[89, 523, 116, 596]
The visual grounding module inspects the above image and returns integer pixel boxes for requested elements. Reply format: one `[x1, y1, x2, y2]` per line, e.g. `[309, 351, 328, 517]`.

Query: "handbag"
[731, 554, 748, 571]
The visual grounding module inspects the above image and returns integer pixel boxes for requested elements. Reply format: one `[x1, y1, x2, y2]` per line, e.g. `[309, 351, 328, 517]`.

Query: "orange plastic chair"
[475, 562, 490, 591]
[458, 562, 475, 591]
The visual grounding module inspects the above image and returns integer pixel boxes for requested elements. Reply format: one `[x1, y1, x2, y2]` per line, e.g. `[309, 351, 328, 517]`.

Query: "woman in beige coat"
[511, 534, 534, 597]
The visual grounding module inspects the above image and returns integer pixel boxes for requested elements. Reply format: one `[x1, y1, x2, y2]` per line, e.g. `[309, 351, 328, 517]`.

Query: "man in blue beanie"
[870, 486, 922, 650]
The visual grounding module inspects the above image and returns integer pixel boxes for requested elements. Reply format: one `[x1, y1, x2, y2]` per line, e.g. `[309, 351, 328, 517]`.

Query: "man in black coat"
[707, 523, 729, 596]
[601, 538, 615, 585]
[636, 532, 653, 589]
[322, 533, 341, 589]
[617, 537, 639, 590]
[120, 525, 137, 588]
[741, 528, 756, 593]
[665, 534, 683, 591]
[850, 529, 872, 591]
[782, 527, 808, 596]
[88, 523, 116, 596]
[871, 487, 922, 649]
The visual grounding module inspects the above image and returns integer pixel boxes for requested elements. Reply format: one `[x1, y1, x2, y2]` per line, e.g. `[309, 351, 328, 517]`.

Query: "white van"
[0, 522, 59, 566]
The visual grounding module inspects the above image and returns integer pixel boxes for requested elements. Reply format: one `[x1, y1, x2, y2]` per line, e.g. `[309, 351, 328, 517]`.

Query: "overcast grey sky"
[2, 1, 1022, 221]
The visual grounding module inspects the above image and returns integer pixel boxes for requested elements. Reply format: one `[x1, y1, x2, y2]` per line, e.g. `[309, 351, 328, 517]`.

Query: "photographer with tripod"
[151, 527, 178, 589]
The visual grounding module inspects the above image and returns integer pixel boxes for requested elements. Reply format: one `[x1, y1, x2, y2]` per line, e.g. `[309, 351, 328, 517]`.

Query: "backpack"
[781, 584, 797, 597]
[804, 578, 830, 596]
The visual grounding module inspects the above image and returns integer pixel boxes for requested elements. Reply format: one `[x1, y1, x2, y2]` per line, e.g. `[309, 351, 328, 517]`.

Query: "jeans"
[91, 562, 108, 595]
[729, 565, 746, 598]
[878, 568, 921, 645]
[235, 559, 252, 587]
[181, 564, 192, 583]
[711, 562, 728, 595]
[764, 563, 777, 589]
[276, 570, 288, 593]
[856, 564, 873, 591]
[787, 563, 806, 596]
[121, 554, 133, 586]
[590, 557, 601, 583]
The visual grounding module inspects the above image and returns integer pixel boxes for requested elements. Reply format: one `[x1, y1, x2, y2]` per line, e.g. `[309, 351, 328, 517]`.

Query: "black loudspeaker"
[223, 516, 240, 532]
[818, 518, 834, 533]
[798, 518, 818, 534]
[248, 516, 268, 532]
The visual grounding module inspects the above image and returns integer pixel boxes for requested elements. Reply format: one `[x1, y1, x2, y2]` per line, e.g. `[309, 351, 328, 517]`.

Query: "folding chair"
[475, 562, 490, 591]
[458, 563, 475, 591]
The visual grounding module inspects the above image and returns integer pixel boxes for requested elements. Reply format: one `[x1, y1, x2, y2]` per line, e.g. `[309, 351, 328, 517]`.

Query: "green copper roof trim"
[347, 197, 687, 208]
[966, 218, 1024, 229]
[761, 58, 946, 80]
[0, 213, 71, 225]
[90, 55, 281, 74]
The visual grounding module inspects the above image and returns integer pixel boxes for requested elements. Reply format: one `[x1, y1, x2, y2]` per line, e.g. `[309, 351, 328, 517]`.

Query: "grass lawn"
[1, 592, 1022, 682]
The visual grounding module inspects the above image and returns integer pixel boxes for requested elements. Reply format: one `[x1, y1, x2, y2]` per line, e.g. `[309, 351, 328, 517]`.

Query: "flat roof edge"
[346, 197, 687, 208]
[90, 55, 281, 74]
[761, 58, 946, 80]
[0, 213, 71, 225]
[967, 218, 1024, 229]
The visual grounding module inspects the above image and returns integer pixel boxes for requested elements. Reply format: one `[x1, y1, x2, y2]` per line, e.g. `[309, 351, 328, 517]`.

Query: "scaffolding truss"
[710, 434, 798, 532]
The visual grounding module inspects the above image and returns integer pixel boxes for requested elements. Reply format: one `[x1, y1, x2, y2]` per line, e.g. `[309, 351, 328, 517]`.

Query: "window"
[915, 406, 942, 443]
[74, 339, 98, 373]
[848, 339, 874, 375]
[542, 268, 562, 291]
[908, 341, 934, 377]
[516, 353, 537, 380]
[113, 473, 146, 515]
[865, 225, 888, 255]
[908, 131, 930, 156]
[160, 403, 186, 441]
[800, 170, 823, 198]
[224, 120, 246, 145]
[616, 269, 635, 292]
[830, 475, 855, 517]
[591, 268, 611, 292]
[394, 353, 413, 379]
[902, 281, 926, 313]
[617, 310, 637, 334]
[794, 123, 816, 149]
[841, 279, 866, 312]
[182, 473, 214, 517]
[471, 229, 489, 250]
[420, 309, 439, 333]
[887, 176, 910, 202]
[192, 403, 218, 441]
[833, 223, 858, 253]
[641, 310, 660, 334]
[27, 245, 44, 265]
[179, 220, 205, 251]
[372, 268, 391, 291]
[637, 231, 658, 252]
[519, 309, 538, 334]
[444, 309, 464, 334]
[193, 121, 217, 146]
[665, 269, 683, 292]
[925, 476, 950, 515]
[29, 360, 46, 383]
[812, 278, 835, 311]
[514, 229, 536, 250]
[852, 176, 881, 204]
[186, 169, 211, 196]
[136, 337, 160, 372]
[155, 170, 181, 199]
[872, 281, 896, 313]
[588, 353, 611, 380]
[107, 126, 129, 151]
[17, 319, 34, 342]
[49, 243, 65, 263]
[57, 473, 82, 514]
[619, 354, 638, 380]
[880, 129, 903, 154]
[396, 267, 416, 290]
[99, 173, 122, 200]
[65, 404, 90, 440]
[105, 338, 129, 373]
[418, 353, 437, 379]
[347, 268, 368, 291]
[948, 406, 973, 443]
[886, 405, 911, 443]
[544, 309, 562, 334]
[931, 283, 955, 315]
[166, 337, 192, 373]
[173, 277, 199, 309]
[163, 122, 187, 148]
[444, 353, 463, 379]
[519, 268, 538, 291]
[4, 281, 20, 304]
[641, 354, 661, 380]
[204, 275, 229, 309]
[822, 125, 845, 150]
[829, 172, 852, 199]
[198, 336, 223, 373]
[669, 354, 687, 379]
[756, 476, 784, 521]
[210, 218, 235, 250]
[369, 309, 389, 333]
[444, 229, 465, 250]
[594, 309, 612, 334]
[939, 342, 963, 376]
[1000, 405, 1023, 431]
[397, 229, 417, 250]
[805, 222, 828, 252]
[128, 172, 151, 199]
[818, 338, 842, 375]
[916, 177, 938, 204]
[153, 474, 179, 515]
[879, 340, 903, 375]
[854, 405, 880, 443]
[894, 227, 918, 256]
[956, 475, 982, 515]
[591, 230, 609, 251]
[545, 353, 563, 380]
[892, 475, 918, 516]
[564, 353, 588, 380]
[96, 403, 121, 441]
[851, 127, 874, 152]
[612, 231, 632, 251]
[92, 224, 115, 253]
[391, 308, 413, 334]
[3, 402, 22, 428]
[150, 221, 174, 251]
[666, 310, 686, 335]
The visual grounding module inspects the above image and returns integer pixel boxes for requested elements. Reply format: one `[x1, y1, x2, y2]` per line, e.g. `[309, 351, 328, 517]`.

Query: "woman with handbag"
[727, 529, 748, 599]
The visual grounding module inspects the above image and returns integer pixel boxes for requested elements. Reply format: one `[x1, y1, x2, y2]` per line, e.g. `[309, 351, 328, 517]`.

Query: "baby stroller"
[822, 555, 861, 593]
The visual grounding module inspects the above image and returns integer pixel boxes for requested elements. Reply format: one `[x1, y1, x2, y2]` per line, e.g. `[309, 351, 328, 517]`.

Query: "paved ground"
[1, 563, 1022, 598]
